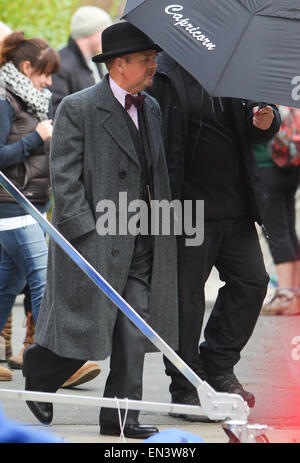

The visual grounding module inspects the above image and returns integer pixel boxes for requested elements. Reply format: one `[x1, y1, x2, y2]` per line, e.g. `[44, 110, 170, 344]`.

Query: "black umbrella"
[123, 0, 300, 107]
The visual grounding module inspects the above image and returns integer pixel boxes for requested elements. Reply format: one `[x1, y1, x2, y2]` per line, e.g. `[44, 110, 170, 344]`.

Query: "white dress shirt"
[109, 76, 139, 129]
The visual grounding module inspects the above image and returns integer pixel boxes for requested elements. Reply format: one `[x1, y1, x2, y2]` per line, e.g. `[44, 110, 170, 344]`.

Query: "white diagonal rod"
[0, 388, 247, 422]
[0, 389, 205, 415]
[0, 171, 249, 422]
[0, 172, 199, 389]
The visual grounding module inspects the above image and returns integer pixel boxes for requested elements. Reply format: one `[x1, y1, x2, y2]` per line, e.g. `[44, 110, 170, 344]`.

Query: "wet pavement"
[1, 279, 300, 445]
[1, 209, 300, 445]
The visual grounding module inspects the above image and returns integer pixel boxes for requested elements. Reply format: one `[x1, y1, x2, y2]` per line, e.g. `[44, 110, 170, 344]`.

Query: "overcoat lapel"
[94, 77, 161, 168]
[95, 77, 140, 167]
[141, 92, 161, 166]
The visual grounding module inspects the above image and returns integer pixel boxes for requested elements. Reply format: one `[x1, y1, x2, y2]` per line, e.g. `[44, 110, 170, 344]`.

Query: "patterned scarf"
[0, 62, 51, 120]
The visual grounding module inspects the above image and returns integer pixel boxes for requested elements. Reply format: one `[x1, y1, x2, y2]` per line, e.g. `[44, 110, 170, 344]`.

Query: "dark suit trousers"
[164, 218, 269, 400]
[99, 234, 152, 426]
[23, 234, 152, 427]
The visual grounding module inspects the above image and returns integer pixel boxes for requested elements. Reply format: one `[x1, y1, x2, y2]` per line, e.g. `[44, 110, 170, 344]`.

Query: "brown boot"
[8, 312, 35, 370]
[0, 313, 13, 360]
[0, 365, 12, 381]
[61, 361, 101, 388]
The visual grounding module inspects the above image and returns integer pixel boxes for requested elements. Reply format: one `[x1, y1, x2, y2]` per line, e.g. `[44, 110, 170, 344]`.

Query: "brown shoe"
[261, 289, 300, 315]
[61, 361, 101, 388]
[0, 313, 13, 360]
[8, 346, 26, 369]
[0, 365, 12, 381]
[8, 312, 35, 369]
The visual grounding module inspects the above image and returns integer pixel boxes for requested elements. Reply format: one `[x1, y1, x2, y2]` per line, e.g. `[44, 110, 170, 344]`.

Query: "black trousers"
[260, 166, 300, 264]
[164, 217, 269, 400]
[23, 234, 152, 427]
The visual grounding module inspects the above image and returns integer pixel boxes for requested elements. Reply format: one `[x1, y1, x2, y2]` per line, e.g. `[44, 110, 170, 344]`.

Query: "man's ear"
[115, 57, 126, 75]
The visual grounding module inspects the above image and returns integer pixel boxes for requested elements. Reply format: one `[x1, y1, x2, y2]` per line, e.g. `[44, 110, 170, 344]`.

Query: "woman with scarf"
[0, 31, 58, 382]
[0, 32, 100, 386]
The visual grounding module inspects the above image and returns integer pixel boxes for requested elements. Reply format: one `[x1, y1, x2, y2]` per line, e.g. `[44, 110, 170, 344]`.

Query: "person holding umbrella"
[22, 22, 178, 439]
[148, 52, 280, 420]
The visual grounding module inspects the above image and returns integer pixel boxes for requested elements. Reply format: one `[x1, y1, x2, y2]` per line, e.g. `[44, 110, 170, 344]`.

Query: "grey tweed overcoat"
[35, 75, 178, 360]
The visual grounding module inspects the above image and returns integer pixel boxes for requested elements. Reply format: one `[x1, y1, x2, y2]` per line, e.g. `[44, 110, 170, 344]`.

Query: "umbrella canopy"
[123, 0, 300, 107]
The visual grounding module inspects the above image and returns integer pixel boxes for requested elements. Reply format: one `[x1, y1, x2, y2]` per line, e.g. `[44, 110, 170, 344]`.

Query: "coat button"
[119, 171, 127, 179]
[111, 249, 120, 257]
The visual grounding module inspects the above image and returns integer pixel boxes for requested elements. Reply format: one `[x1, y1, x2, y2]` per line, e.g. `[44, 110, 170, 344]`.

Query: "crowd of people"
[0, 4, 298, 439]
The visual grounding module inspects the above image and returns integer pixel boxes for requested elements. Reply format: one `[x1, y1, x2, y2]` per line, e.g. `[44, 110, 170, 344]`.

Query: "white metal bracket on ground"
[0, 388, 269, 443]
[197, 381, 249, 421]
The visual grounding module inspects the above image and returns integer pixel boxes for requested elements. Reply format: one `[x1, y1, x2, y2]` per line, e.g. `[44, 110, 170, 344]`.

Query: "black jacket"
[148, 53, 281, 225]
[50, 37, 104, 115]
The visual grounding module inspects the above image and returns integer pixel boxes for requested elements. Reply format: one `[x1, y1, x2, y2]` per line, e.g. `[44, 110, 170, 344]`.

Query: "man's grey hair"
[105, 54, 131, 70]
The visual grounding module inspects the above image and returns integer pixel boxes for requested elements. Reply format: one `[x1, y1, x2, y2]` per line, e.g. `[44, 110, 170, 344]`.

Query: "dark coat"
[148, 53, 281, 225]
[50, 37, 105, 116]
[35, 76, 178, 360]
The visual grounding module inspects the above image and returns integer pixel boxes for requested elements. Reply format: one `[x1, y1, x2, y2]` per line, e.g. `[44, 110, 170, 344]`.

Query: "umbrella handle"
[247, 101, 267, 110]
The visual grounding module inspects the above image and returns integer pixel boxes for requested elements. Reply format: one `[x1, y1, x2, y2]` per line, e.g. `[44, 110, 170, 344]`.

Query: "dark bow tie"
[125, 93, 146, 111]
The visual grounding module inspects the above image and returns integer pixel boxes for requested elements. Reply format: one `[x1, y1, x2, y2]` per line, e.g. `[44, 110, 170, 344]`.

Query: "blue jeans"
[0, 223, 48, 331]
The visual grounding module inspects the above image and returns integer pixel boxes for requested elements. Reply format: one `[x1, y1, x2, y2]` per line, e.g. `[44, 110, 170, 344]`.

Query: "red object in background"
[270, 106, 300, 168]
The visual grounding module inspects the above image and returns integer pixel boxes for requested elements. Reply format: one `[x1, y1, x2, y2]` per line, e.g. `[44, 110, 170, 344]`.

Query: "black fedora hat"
[92, 21, 161, 63]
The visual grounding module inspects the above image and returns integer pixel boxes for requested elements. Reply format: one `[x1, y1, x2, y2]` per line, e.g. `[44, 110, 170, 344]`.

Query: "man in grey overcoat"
[23, 22, 178, 439]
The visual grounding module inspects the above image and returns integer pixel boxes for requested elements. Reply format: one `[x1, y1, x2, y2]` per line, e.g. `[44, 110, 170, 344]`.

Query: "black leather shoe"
[25, 397, 53, 425]
[24, 376, 53, 425]
[100, 423, 159, 439]
[207, 373, 255, 408]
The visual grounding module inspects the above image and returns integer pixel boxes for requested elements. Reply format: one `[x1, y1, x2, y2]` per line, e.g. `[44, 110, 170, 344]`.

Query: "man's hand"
[252, 106, 274, 130]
